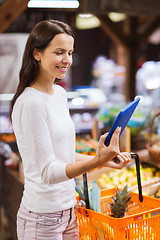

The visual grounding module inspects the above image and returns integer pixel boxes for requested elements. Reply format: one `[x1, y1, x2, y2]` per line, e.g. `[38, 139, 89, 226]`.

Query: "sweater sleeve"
[21, 99, 70, 184]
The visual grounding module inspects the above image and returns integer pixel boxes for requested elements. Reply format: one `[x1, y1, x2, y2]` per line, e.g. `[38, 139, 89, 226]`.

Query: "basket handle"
[149, 111, 160, 145]
[130, 153, 143, 202]
[83, 152, 143, 208]
[83, 173, 90, 209]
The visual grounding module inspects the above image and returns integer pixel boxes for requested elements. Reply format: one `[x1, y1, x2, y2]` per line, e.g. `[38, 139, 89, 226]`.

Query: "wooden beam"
[123, 16, 139, 101]
[0, 0, 29, 33]
[79, 0, 160, 16]
[96, 15, 130, 49]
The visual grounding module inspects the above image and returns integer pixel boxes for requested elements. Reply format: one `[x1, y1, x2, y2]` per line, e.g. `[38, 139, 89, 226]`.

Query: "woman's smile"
[56, 66, 69, 73]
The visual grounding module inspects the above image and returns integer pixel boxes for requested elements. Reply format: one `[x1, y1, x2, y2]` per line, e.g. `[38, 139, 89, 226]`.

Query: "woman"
[10, 19, 131, 240]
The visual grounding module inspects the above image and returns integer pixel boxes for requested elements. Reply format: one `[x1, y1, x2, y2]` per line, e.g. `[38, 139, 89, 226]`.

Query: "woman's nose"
[62, 54, 72, 63]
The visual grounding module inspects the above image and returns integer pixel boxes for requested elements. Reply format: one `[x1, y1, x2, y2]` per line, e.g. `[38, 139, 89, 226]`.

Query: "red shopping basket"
[76, 153, 160, 240]
[76, 188, 160, 240]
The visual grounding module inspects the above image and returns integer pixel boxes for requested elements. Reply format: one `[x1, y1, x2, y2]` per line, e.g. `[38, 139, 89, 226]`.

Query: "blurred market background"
[0, 1, 160, 239]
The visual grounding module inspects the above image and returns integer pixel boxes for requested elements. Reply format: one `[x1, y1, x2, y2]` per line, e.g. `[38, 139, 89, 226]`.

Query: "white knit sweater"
[12, 85, 76, 213]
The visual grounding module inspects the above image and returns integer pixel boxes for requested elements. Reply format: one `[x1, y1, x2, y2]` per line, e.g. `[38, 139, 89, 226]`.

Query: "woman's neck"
[30, 78, 55, 96]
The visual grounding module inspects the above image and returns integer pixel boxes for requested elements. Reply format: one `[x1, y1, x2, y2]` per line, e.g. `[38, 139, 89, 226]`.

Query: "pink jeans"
[17, 203, 79, 240]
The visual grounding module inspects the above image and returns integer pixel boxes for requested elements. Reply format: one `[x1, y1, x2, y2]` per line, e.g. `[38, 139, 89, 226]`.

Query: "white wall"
[0, 34, 28, 94]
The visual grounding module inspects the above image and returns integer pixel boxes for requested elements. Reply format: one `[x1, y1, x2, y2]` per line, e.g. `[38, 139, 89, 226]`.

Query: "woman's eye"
[55, 52, 73, 56]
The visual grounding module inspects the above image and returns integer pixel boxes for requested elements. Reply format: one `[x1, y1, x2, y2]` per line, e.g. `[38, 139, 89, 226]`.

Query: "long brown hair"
[10, 19, 74, 119]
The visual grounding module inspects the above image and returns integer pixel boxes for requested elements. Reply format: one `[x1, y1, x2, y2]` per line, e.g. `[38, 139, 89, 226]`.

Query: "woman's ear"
[33, 48, 41, 61]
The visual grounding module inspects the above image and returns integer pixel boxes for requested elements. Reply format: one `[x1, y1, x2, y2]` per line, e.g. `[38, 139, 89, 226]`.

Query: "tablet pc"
[104, 97, 141, 147]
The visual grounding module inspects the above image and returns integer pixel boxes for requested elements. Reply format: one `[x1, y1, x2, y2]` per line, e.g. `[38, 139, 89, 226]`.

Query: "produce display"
[156, 187, 160, 197]
[97, 165, 160, 196]
[76, 135, 98, 155]
[97, 102, 149, 137]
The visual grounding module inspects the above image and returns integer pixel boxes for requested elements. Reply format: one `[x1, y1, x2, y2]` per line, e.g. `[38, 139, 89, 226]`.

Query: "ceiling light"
[108, 12, 126, 22]
[78, 14, 92, 18]
[76, 13, 100, 30]
[28, 0, 79, 9]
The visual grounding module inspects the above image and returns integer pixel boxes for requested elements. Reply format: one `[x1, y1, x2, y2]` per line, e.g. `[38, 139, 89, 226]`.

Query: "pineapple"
[109, 185, 132, 218]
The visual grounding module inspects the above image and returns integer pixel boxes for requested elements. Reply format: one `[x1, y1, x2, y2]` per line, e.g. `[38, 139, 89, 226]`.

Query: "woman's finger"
[109, 127, 121, 146]
[117, 152, 132, 162]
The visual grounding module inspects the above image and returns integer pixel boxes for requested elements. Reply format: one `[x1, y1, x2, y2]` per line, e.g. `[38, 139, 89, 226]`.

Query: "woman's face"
[34, 33, 74, 81]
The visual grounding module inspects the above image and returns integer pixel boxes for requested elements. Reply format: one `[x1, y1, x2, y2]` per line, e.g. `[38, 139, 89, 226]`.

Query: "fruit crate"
[76, 188, 160, 240]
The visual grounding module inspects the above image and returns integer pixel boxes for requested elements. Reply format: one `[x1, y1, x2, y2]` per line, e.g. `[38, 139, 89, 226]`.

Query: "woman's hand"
[66, 127, 131, 179]
[103, 152, 132, 169]
[94, 127, 122, 167]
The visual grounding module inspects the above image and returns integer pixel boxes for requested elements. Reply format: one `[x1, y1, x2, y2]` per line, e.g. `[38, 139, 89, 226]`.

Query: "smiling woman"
[9, 19, 132, 240]
[10, 20, 79, 240]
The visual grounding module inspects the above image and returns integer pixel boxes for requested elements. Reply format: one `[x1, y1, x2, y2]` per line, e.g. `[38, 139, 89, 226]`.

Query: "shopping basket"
[76, 153, 160, 240]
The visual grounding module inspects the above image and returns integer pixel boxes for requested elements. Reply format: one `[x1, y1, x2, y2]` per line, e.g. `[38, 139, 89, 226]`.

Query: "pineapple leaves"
[76, 180, 101, 213]
[109, 185, 132, 218]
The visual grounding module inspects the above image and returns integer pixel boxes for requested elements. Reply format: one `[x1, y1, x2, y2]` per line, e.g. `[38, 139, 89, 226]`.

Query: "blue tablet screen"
[104, 97, 141, 146]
